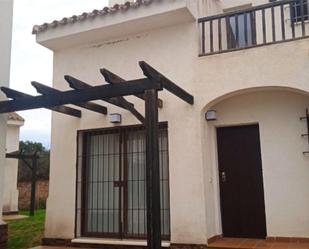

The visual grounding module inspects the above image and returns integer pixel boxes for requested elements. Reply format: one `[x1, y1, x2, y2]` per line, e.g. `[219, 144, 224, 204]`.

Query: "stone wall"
[18, 180, 49, 210]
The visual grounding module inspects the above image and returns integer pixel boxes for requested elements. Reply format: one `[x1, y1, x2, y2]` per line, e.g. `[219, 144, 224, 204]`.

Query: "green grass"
[7, 209, 46, 249]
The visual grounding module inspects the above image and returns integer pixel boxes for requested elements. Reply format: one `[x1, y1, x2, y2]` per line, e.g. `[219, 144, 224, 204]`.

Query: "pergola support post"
[30, 155, 37, 216]
[145, 89, 162, 249]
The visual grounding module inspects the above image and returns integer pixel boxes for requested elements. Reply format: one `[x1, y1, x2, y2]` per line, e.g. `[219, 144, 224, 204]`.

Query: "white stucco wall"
[0, 0, 14, 224]
[3, 120, 23, 213]
[36, 0, 309, 244]
[45, 19, 207, 243]
[203, 89, 309, 239]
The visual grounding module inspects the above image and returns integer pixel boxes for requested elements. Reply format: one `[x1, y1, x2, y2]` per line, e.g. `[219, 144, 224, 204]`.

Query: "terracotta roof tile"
[32, 0, 157, 35]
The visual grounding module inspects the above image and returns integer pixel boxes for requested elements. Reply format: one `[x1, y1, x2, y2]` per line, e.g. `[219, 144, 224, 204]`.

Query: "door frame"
[213, 123, 267, 239]
[74, 122, 171, 240]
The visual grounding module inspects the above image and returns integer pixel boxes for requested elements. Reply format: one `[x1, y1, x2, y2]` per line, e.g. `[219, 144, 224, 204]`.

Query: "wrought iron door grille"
[76, 124, 170, 239]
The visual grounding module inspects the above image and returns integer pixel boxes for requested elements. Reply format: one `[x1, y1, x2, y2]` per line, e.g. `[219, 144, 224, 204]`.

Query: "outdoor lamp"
[205, 110, 217, 121]
[110, 113, 122, 124]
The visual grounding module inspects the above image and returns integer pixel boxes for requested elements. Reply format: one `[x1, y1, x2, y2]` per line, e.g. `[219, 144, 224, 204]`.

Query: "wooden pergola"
[6, 150, 40, 216]
[0, 61, 194, 249]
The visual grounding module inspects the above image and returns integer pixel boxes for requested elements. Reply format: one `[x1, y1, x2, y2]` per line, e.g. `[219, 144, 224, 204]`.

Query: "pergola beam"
[0, 87, 81, 118]
[66, 75, 145, 123]
[100, 69, 146, 123]
[0, 63, 195, 249]
[116, 97, 145, 123]
[65, 75, 134, 109]
[100, 68, 163, 108]
[139, 61, 194, 105]
[6, 151, 39, 160]
[0, 78, 162, 113]
[31, 81, 107, 115]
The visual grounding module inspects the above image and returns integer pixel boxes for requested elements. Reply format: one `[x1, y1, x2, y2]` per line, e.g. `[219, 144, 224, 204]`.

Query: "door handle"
[114, 181, 125, 187]
[221, 172, 226, 182]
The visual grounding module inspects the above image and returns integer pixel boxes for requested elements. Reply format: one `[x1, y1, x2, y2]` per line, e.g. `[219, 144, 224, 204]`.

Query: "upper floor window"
[291, 0, 309, 22]
[226, 12, 256, 49]
[224, 4, 257, 49]
[270, 0, 308, 22]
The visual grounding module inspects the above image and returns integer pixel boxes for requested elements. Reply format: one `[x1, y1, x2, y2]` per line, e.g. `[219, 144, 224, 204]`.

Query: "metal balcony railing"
[199, 0, 309, 56]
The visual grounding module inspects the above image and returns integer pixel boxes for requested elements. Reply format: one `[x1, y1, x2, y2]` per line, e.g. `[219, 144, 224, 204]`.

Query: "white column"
[0, 0, 14, 224]
[0, 117, 8, 224]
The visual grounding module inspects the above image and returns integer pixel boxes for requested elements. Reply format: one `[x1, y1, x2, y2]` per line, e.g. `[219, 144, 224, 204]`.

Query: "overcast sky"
[10, 0, 108, 148]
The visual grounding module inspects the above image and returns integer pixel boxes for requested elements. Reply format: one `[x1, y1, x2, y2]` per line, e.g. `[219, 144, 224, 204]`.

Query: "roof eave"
[35, 0, 196, 51]
[7, 119, 24, 127]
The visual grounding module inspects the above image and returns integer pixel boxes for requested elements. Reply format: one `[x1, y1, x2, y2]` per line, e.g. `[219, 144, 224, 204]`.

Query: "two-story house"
[0, 0, 14, 248]
[33, 0, 309, 248]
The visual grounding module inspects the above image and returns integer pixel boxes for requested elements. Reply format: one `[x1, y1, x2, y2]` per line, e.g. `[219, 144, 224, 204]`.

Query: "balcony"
[199, 0, 309, 56]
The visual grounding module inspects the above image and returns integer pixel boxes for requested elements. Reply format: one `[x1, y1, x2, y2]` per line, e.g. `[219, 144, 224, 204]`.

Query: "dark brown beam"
[99, 70, 146, 123]
[145, 89, 161, 249]
[31, 81, 107, 115]
[0, 78, 162, 114]
[65, 75, 133, 109]
[6, 152, 40, 160]
[0, 87, 81, 118]
[30, 155, 38, 216]
[100, 68, 163, 108]
[6, 151, 37, 170]
[66, 75, 145, 123]
[139, 61, 194, 105]
[115, 96, 145, 124]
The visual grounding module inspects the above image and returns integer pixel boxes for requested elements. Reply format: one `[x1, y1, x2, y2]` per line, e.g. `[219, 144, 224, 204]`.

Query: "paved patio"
[29, 247, 92, 249]
[207, 237, 309, 249]
[3, 214, 28, 221]
[29, 239, 309, 249]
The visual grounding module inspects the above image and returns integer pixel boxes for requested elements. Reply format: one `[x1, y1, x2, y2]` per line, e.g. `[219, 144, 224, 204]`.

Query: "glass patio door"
[125, 128, 170, 238]
[77, 125, 170, 239]
[85, 132, 121, 237]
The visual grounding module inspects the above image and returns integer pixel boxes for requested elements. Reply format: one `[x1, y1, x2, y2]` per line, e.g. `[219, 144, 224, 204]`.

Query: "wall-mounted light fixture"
[110, 113, 122, 124]
[205, 110, 217, 121]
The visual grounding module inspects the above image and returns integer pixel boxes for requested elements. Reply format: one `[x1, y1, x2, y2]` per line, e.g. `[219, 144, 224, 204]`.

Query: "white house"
[0, 0, 14, 248]
[32, 0, 309, 248]
[2, 113, 24, 215]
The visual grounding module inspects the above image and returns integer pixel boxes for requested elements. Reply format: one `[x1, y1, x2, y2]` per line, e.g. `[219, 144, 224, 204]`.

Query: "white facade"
[0, 0, 14, 225]
[34, 0, 309, 246]
[2, 115, 24, 214]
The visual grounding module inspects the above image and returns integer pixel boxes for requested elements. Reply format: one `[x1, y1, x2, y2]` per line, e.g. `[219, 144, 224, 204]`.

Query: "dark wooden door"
[217, 124, 267, 239]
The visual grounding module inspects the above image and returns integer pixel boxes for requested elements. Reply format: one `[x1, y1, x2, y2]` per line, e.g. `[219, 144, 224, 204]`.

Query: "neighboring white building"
[0, 0, 14, 247]
[33, 0, 309, 248]
[2, 113, 24, 215]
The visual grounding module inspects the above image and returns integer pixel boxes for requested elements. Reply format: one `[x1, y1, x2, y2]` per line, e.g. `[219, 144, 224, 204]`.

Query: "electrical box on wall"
[206, 110, 217, 121]
[110, 113, 122, 124]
